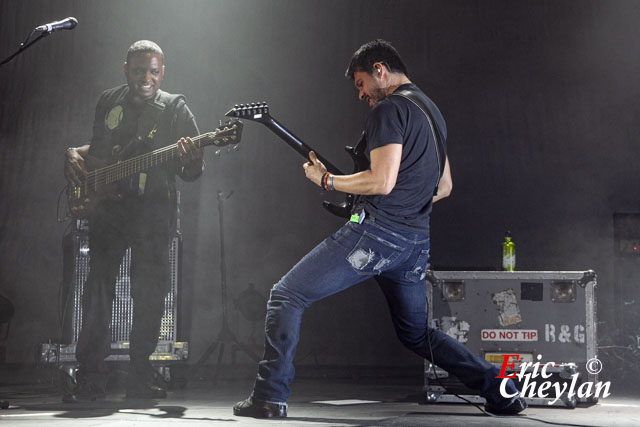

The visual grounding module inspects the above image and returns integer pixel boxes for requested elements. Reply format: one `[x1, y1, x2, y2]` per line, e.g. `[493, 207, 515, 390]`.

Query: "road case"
[423, 270, 599, 407]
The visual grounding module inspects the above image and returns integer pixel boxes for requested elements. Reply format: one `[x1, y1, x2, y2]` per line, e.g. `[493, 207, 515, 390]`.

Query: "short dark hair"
[345, 39, 409, 79]
[126, 40, 164, 62]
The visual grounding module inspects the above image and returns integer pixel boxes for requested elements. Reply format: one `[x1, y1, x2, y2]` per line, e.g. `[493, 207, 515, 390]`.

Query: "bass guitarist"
[63, 40, 203, 402]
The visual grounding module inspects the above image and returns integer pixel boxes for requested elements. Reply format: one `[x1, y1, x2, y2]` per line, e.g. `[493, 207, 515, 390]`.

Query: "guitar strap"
[133, 91, 186, 195]
[138, 90, 187, 143]
[391, 89, 447, 188]
[133, 98, 165, 195]
[136, 98, 165, 141]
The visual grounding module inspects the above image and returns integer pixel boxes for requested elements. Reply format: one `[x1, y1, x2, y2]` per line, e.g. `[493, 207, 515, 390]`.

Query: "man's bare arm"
[433, 156, 452, 203]
[304, 144, 402, 195]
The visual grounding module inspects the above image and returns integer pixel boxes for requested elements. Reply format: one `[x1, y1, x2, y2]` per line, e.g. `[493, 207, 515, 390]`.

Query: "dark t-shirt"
[359, 83, 447, 234]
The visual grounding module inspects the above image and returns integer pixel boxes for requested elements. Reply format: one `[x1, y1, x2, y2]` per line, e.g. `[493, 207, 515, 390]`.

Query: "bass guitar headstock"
[200, 118, 243, 154]
[225, 102, 271, 123]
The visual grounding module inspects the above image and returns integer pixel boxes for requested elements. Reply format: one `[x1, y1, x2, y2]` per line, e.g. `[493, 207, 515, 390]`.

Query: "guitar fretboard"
[76, 133, 210, 197]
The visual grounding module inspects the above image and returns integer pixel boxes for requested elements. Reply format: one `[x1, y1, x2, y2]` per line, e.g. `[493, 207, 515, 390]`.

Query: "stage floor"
[1, 367, 639, 426]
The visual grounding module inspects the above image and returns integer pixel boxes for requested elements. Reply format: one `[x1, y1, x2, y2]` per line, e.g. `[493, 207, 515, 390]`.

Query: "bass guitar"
[225, 103, 367, 218]
[67, 119, 243, 218]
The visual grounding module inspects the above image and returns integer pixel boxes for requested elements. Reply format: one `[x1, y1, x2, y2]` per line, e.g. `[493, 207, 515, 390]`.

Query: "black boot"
[485, 396, 527, 415]
[233, 396, 287, 418]
[62, 370, 107, 403]
[125, 381, 167, 399]
[125, 364, 167, 399]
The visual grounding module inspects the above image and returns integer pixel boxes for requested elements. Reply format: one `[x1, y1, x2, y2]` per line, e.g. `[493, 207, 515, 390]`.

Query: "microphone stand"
[188, 190, 261, 384]
[1, 30, 50, 67]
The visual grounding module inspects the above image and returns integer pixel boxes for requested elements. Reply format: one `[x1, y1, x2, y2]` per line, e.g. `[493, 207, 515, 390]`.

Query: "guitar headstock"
[225, 102, 270, 123]
[201, 118, 243, 150]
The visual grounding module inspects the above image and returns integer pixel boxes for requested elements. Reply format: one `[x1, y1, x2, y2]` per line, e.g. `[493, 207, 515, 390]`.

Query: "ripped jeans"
[252, 217, 518, 407]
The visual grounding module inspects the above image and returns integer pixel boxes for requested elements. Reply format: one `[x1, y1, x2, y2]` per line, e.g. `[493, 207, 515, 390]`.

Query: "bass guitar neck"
[67, 119, 243, 218]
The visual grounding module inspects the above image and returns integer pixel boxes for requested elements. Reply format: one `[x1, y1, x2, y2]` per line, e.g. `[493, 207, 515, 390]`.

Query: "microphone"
[34, 17, 78, 33]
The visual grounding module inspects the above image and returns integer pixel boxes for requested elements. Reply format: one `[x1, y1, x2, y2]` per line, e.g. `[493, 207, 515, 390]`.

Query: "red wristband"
[322, 172, 330, 191]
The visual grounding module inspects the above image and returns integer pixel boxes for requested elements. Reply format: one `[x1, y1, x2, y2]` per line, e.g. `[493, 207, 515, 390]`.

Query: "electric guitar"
[67, 119, 243, 218]
[225, 103, 368, 218]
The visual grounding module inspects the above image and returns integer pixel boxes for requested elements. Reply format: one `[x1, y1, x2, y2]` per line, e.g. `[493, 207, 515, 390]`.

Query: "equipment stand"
[1, 31, 49, 67]
[189, 191, 261, 383]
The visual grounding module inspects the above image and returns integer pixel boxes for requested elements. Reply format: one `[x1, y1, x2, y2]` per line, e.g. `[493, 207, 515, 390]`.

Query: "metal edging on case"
[585, 274, 597, 384]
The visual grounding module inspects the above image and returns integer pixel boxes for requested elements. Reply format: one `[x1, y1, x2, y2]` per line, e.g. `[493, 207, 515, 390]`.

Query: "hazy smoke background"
[1, 0, 639, 370]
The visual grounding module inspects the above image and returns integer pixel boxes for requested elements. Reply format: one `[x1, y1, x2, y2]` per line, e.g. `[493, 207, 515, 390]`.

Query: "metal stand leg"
[189, 191, 261, 384]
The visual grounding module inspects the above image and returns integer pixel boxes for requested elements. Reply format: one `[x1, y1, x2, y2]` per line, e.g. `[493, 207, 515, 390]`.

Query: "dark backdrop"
[2, 0, 639, 370]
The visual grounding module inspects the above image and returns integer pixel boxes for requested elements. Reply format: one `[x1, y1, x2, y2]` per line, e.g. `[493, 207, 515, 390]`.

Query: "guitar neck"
[263, 117, 344, 175]
[80, 134, 207, 196]
[113, 143, 178, 177]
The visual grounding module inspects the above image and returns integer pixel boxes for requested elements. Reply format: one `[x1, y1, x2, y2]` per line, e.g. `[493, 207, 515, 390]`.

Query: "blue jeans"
[252, 217, 518, 407]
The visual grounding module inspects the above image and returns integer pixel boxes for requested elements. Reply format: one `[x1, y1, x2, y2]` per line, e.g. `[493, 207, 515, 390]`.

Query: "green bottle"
[502, 231, 515, 271]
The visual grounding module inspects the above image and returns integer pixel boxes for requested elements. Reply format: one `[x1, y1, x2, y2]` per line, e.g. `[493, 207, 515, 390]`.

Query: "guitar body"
[66, 120, 243, 219]
[322, 133, 369, 218]
[226, 103, 369, 219]
[67, 154, 125, 218]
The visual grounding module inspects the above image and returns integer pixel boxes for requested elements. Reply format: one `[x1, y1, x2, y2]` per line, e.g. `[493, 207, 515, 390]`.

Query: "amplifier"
[62, 219, 182, 343]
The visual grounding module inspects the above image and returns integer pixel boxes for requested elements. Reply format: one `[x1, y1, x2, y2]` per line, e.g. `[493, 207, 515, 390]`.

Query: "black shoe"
[485, 396, 527, 415]
[126, 363, 167, 399]
[125, 382, 167, 399]
[233, 396, 287, 418]
[131, 361, 168, 389]
[62, 381, 106, 403]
